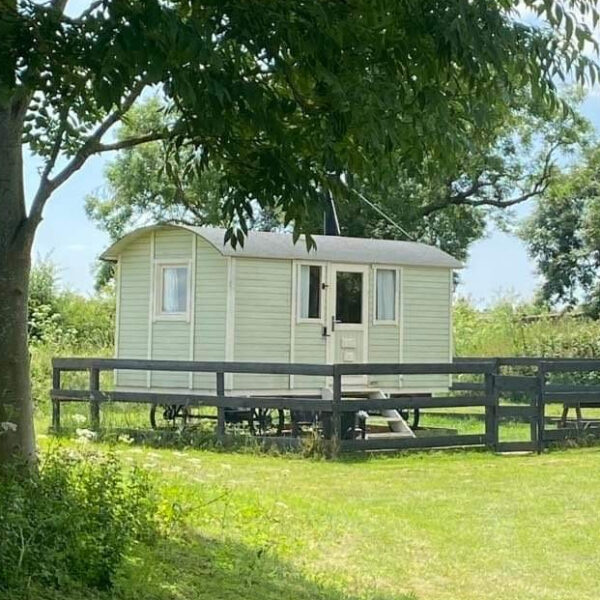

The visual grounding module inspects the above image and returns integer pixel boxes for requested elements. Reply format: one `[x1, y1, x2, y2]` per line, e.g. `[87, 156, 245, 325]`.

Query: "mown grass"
[30, 430, 600, 600]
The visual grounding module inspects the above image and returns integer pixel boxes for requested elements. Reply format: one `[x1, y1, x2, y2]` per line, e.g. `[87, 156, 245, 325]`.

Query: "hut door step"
[369, 390, 416, 438]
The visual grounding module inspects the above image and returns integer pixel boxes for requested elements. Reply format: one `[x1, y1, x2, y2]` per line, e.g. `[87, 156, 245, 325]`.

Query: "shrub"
[454, 297, 600, 386]
[28, 258, 115, 349]
[0, 449, 157, 593]
[454, 297, 600, 359]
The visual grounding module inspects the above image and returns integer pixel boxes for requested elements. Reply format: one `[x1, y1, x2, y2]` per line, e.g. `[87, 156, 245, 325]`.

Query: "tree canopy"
[86, 91, 591, 290]
[6, 0, 600, 245]
[523, 144, 600, 314]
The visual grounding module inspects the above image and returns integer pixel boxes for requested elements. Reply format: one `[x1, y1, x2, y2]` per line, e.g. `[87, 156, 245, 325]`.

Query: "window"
[156, 264, 189, 318]
[299, 265, 321, 319]
[336, 271, 363, 324]
[375, 268, 397, 322]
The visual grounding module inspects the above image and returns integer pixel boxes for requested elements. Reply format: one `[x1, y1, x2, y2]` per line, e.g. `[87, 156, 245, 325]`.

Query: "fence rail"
[50, 356, 600, 453]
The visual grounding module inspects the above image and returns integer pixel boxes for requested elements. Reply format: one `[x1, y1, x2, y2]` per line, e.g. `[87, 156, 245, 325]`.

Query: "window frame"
[372, 266, 400, 325]
[296, 261, 325, 324]
[153, 260, 192, 322]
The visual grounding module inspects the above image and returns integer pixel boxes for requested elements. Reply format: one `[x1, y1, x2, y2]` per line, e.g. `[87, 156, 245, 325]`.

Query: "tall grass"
[454, 298, 600, 358]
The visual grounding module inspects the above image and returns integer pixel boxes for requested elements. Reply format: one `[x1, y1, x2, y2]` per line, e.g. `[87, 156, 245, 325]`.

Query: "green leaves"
[523, 143, 600, 313]
[5, 0, 600, 241]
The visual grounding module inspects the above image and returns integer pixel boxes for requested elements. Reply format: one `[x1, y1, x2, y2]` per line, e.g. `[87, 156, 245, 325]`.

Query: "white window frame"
[372, 266, 400, 325]
[296, 261, 326, 324]
[153, 260, 192, 321]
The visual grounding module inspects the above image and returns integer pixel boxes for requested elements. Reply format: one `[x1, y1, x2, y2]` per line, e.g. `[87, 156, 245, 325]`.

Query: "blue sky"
[30, 95, 600, 305]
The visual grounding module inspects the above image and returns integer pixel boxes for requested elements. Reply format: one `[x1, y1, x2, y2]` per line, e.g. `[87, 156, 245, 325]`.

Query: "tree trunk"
[0, 105, 36, 467]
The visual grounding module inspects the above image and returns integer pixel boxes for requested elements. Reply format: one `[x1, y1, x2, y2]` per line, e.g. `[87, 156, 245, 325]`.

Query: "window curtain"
[162, 267, 188, 313]
[299, 265, 310, 318]
[376, 269, 396, 321]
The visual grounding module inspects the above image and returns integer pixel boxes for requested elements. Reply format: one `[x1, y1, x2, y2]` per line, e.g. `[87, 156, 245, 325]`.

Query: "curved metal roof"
[101, 224, 462, 269]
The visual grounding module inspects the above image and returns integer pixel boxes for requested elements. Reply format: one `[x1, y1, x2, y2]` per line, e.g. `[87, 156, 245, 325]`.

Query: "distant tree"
[0, 0, 598, 468]
[523, 144, 600, 315]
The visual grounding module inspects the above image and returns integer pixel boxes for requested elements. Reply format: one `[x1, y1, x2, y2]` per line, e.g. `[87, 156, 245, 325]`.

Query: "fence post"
[89, 368, 100, 430]
[536, 363, 546, 454]
[484, 359, 499, 451]
[52, 367, 61, 432]
[216, 371, 226, 441]
[331, 367, 342, 454]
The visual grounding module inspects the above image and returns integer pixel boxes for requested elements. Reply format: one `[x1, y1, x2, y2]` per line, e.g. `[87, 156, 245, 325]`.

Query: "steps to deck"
[369, 391, 416, 438]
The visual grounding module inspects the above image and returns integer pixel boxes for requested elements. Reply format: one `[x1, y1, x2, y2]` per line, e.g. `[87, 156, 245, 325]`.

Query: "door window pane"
[376, 269, 396, 321]
[336, 271, 363, 323]
[299, 265, 321, 319]
[161, 266, 188, 313]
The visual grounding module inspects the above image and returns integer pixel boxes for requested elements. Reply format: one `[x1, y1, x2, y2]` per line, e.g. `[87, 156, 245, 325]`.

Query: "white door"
[328, 264, 368, 385]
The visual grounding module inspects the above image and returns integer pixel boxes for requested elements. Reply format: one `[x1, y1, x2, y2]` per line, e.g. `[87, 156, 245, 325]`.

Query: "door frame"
[326, 263, 369, 382]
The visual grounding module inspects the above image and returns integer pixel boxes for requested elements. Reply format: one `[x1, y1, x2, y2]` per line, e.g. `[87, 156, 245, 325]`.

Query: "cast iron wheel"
[150, 404, 189, 429]
[250, 408, 285, 436]
[398, 407, 420, 429]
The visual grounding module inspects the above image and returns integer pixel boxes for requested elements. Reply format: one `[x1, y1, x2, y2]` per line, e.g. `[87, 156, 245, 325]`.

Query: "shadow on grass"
[4, 532, 417, 600]
[116, 531, 417, 600]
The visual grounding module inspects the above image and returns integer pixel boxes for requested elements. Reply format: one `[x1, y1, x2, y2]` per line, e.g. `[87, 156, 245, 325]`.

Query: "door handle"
[331, 315, 341, 332]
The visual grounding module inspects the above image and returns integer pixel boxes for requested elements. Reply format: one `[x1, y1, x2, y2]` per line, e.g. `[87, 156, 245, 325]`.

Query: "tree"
[523, 144, 600, 314]
[88, 92, 591, 279]
[0, 0, 598, 467]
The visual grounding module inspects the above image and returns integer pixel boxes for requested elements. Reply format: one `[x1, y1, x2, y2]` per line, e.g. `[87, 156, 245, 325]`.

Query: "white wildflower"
[0, 422, 17, 432]
[117, 434, 134, 445]
[76, 428, 97, 441]
[72, 414, 87, 424]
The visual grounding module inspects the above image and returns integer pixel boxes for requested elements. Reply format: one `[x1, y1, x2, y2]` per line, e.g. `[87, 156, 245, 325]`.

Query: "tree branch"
[73, 0, 103, 19]
[95, 132, 165, 153]
[51, 0, 69, 12]
[37, 109, 69, 187]
[419, 141, 563, 217]
[26, 79, 148, 234]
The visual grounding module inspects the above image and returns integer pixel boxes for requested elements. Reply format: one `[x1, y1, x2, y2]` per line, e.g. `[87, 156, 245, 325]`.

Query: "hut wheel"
[250, 408, 285, 436]
[398, 408, 420, 429]
[150, 404, 189, 429]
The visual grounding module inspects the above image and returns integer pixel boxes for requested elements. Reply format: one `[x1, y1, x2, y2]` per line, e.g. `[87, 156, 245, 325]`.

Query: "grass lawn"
[32, 430, 600, 600]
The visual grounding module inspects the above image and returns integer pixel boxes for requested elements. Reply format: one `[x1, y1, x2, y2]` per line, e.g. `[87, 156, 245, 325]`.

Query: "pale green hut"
[101, 225, 461, 394]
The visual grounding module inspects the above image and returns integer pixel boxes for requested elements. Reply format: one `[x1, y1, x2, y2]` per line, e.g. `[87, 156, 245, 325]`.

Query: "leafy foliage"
[28, 258, 114, 348]
[85, 99, 227, 241]
[0, 448, 157, 592]
[87, 91, 591, 284]
[4, 0, 599, 245]
[523, 144, 600, 314]
[27, 259, 114, 408]
[454, 297, 600, 359]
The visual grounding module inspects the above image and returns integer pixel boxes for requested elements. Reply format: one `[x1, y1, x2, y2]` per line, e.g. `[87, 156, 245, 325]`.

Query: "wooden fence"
[50, 357, 600, 453]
